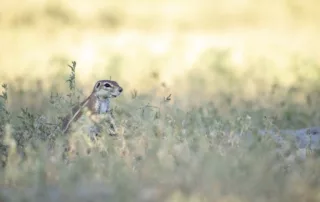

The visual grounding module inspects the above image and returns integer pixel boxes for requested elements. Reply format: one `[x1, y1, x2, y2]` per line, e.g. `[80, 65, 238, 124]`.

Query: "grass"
[1, 58, 320, 202]
[1, 0, 320, 201]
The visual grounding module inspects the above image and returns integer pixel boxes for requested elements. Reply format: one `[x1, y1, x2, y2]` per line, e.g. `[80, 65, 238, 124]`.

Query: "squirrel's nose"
[118, 87, 123, 92]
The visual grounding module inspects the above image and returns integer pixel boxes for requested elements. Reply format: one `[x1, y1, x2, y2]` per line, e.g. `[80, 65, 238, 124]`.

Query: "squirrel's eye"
[104, 83, 111, 88]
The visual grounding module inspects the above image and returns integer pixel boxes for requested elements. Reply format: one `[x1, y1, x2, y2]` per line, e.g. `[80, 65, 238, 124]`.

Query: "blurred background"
[1, 0, 320, 127]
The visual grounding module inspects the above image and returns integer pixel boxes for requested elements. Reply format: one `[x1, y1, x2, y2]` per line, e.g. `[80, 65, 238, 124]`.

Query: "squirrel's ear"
[95, 81, 101, 89]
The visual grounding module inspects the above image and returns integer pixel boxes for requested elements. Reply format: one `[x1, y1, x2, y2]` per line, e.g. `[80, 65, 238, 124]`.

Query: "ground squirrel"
[61, 80, 123, 139]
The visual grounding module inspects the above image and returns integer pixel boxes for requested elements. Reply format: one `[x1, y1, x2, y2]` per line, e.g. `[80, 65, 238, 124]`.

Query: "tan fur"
[61, 80, 123, 161]
[61, 79, 123, 134]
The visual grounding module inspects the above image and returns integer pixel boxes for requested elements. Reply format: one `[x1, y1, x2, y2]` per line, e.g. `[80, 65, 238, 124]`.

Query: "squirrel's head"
[93, 80, 123, 99]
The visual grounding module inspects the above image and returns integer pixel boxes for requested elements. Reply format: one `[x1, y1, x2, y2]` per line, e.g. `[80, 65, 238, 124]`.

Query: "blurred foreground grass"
[1, 0, 320, 201]
[1, 58, 320, 201]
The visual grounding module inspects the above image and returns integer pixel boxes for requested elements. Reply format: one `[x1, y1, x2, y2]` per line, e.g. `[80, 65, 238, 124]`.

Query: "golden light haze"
[1, 0, 319, 96]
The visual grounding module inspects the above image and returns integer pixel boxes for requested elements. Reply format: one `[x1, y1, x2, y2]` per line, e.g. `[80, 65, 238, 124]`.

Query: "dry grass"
[1, 0, 320, 201]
